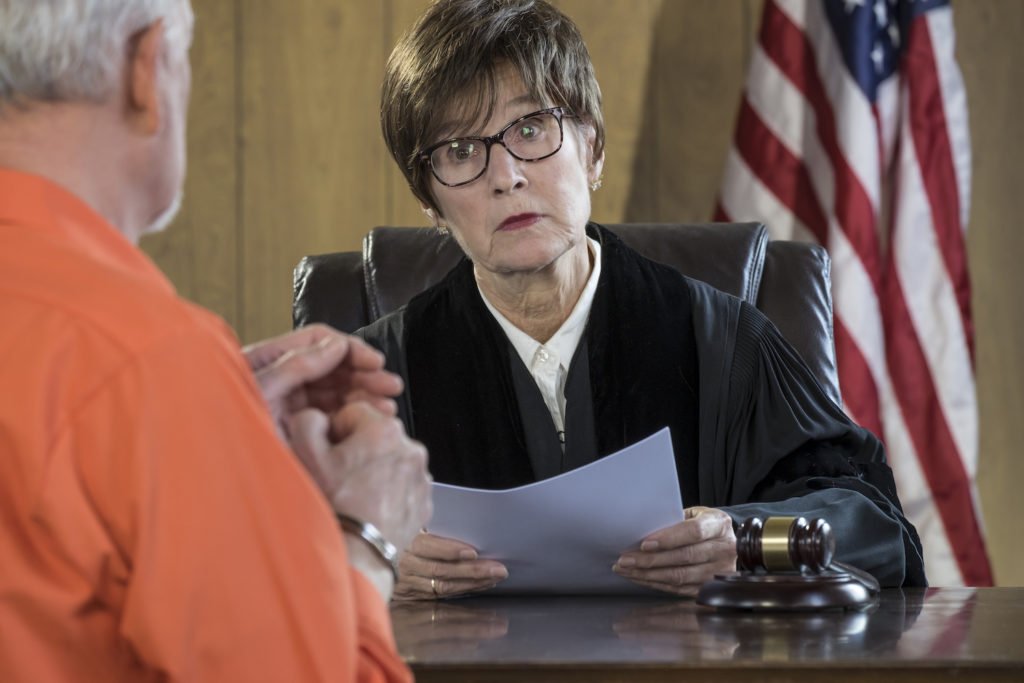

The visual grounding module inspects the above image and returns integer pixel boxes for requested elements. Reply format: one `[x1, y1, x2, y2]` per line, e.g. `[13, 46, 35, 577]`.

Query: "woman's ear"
[420, 202, 437, 224]
[420, 202, 448, 233]
[578, 123, 605, 185]
[589, 147, 605, 187]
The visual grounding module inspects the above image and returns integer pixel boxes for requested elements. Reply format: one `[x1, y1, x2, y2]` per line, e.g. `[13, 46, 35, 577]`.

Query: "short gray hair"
[0, 0, 193, 107]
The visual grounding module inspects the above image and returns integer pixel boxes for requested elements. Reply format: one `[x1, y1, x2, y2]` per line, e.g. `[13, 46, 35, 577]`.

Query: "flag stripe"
[892, 101, 977, 473]
[761, 1, 883, 286]
[925, 9, 972, 230]
[715, 151, 818, 245]
[731, 56, 890, 438]
[833, 319, 884, 437]
[881, 262, 991, 585]
[734, 99, 829, 245]
[904, 16, 975, 363]
[828, 227, 888, 423]
[742, 35, 892, 445]
[769, 0, 986, 584]
[887, 13, 988, 581]
[777, 0, 883, 211]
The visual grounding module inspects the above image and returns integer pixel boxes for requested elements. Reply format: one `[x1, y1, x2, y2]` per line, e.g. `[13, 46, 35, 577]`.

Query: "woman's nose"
[487, 143, 528, 194]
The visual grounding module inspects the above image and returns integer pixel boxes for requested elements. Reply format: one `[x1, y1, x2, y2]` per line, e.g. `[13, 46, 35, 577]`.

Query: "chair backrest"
[293, 223, 841, 403]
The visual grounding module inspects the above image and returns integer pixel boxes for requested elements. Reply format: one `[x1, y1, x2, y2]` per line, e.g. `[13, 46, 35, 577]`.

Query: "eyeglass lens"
[428, 110, 564, 186]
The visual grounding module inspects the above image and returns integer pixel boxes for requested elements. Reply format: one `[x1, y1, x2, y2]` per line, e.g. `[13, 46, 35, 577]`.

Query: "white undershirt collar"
[479, 237, 602, 442]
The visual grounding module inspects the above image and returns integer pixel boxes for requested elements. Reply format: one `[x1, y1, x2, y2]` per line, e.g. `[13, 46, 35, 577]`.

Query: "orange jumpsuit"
[0, 169, 411, 683]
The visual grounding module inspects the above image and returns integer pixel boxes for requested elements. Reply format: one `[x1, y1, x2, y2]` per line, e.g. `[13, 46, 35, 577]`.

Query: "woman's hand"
[612, 506, 736, 597]
[394, 531, 509, 600]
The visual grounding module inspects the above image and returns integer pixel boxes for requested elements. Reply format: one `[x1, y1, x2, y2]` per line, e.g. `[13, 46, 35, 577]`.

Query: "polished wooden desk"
[390, 588, 1023, 682]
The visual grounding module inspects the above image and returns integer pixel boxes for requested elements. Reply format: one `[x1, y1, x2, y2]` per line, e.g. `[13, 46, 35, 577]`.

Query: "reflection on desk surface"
[391, 587, 1024, 667]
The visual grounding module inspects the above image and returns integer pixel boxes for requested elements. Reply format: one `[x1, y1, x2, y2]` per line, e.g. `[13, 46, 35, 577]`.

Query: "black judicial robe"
[357, 224, 926, 587]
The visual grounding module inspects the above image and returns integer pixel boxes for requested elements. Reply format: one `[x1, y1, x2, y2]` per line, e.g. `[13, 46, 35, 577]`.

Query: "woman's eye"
[448, 142, 476, 162]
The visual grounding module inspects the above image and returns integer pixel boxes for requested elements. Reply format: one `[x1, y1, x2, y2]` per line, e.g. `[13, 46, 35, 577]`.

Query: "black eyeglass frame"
[417, 106, 576, 188]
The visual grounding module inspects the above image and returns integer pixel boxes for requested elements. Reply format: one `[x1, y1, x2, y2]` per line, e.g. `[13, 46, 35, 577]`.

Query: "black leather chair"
[292, 223, 841, 404]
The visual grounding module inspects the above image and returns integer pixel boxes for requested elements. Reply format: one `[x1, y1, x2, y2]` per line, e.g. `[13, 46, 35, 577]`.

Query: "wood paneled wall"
[142, 0, 1024, 585]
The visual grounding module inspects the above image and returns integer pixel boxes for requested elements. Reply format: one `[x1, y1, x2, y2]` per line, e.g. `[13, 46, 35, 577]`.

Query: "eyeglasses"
[418, 107, 575, 187]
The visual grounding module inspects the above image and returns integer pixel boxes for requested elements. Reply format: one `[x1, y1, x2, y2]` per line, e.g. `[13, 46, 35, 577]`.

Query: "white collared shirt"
[479, 237, 602, 448]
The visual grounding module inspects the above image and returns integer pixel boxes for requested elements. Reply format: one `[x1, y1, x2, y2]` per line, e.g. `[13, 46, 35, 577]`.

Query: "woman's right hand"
[395, 531, 509, 600]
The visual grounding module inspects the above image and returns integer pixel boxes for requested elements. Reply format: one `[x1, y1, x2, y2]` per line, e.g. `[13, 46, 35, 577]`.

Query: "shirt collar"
[480, 236, 602, 370]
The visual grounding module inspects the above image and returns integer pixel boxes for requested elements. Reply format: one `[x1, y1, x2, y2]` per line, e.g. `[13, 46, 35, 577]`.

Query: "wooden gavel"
[699, 516, 878, 610]
[735, 516, 836, 573]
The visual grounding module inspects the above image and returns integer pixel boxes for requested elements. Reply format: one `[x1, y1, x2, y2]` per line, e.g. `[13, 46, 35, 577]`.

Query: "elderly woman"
[361, 0, 925, 599]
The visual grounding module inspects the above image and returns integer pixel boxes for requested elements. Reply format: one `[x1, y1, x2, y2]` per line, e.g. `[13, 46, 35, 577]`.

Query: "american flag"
[716, 0, 992, 585]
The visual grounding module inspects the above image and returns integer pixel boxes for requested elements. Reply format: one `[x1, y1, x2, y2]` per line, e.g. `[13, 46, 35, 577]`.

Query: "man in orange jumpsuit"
[0, 1, 431, 681]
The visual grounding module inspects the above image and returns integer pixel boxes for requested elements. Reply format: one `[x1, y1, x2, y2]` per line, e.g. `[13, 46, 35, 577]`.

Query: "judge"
[360, 0, 925, 599]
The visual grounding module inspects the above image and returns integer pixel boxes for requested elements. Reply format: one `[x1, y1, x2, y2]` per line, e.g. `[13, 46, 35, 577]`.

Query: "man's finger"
[329, 401, 392, 441]
[243, 324, 342, 371]
[341, 335, 389, 371]
[284, 408, 332, 471]
[343, 370, 404, 398]
[254, 335, 351, 404]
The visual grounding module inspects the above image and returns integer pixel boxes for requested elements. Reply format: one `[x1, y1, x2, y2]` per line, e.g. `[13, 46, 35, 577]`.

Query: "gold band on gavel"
[762, 516, 796, 572]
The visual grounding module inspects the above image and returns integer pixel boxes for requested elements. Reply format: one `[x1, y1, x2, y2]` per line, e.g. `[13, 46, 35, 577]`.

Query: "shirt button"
[537, 349, 550, 363]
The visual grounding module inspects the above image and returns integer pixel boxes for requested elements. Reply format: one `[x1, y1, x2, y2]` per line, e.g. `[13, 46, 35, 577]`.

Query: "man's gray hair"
[0, 0, 192, 106]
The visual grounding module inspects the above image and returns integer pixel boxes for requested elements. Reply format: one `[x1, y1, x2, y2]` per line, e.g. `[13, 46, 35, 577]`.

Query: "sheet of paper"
[427, 427, 684, 594]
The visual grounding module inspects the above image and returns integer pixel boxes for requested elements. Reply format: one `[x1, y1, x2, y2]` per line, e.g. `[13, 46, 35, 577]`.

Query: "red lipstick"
[498, 213, 542, 231]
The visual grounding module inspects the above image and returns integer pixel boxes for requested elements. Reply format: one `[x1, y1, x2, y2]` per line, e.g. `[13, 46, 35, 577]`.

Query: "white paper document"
[427, 427, 684, 594]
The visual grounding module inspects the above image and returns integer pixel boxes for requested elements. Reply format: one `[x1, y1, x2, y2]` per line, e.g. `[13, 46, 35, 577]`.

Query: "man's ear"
[125, 21, 166, 134]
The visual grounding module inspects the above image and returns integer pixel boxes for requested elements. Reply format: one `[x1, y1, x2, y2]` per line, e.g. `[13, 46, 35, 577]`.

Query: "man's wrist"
[343, 535, 395, 602]
[336, 513, 400, 581]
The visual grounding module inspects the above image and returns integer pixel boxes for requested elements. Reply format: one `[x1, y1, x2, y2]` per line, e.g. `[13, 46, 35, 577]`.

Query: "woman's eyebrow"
[434, 94, 542, 139]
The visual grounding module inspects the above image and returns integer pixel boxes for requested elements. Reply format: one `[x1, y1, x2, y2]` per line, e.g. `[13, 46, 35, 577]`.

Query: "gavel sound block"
[696, 516, 880, 611]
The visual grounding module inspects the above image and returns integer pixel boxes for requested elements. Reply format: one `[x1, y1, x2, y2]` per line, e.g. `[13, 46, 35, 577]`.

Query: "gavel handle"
[831, 560, 881, 595]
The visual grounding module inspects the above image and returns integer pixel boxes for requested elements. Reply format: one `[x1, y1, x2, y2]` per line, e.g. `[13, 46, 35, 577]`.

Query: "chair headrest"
[362, 222, 769, 320]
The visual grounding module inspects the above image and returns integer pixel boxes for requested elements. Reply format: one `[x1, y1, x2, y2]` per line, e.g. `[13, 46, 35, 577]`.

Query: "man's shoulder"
[1, 236, 239, 392]
[0, 241, 251, 479]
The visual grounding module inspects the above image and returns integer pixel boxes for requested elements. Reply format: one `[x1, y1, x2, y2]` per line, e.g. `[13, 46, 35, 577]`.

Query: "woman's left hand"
[612, 506, 737, 597]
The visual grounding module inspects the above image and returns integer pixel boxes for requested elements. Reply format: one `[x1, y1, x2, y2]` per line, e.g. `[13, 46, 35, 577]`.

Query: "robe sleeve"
[721, 491, 908, 586]
[706, 298, 926, 587]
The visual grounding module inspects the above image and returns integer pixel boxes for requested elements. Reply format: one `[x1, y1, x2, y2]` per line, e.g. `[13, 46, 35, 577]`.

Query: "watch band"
[336, 513, 400, 581]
